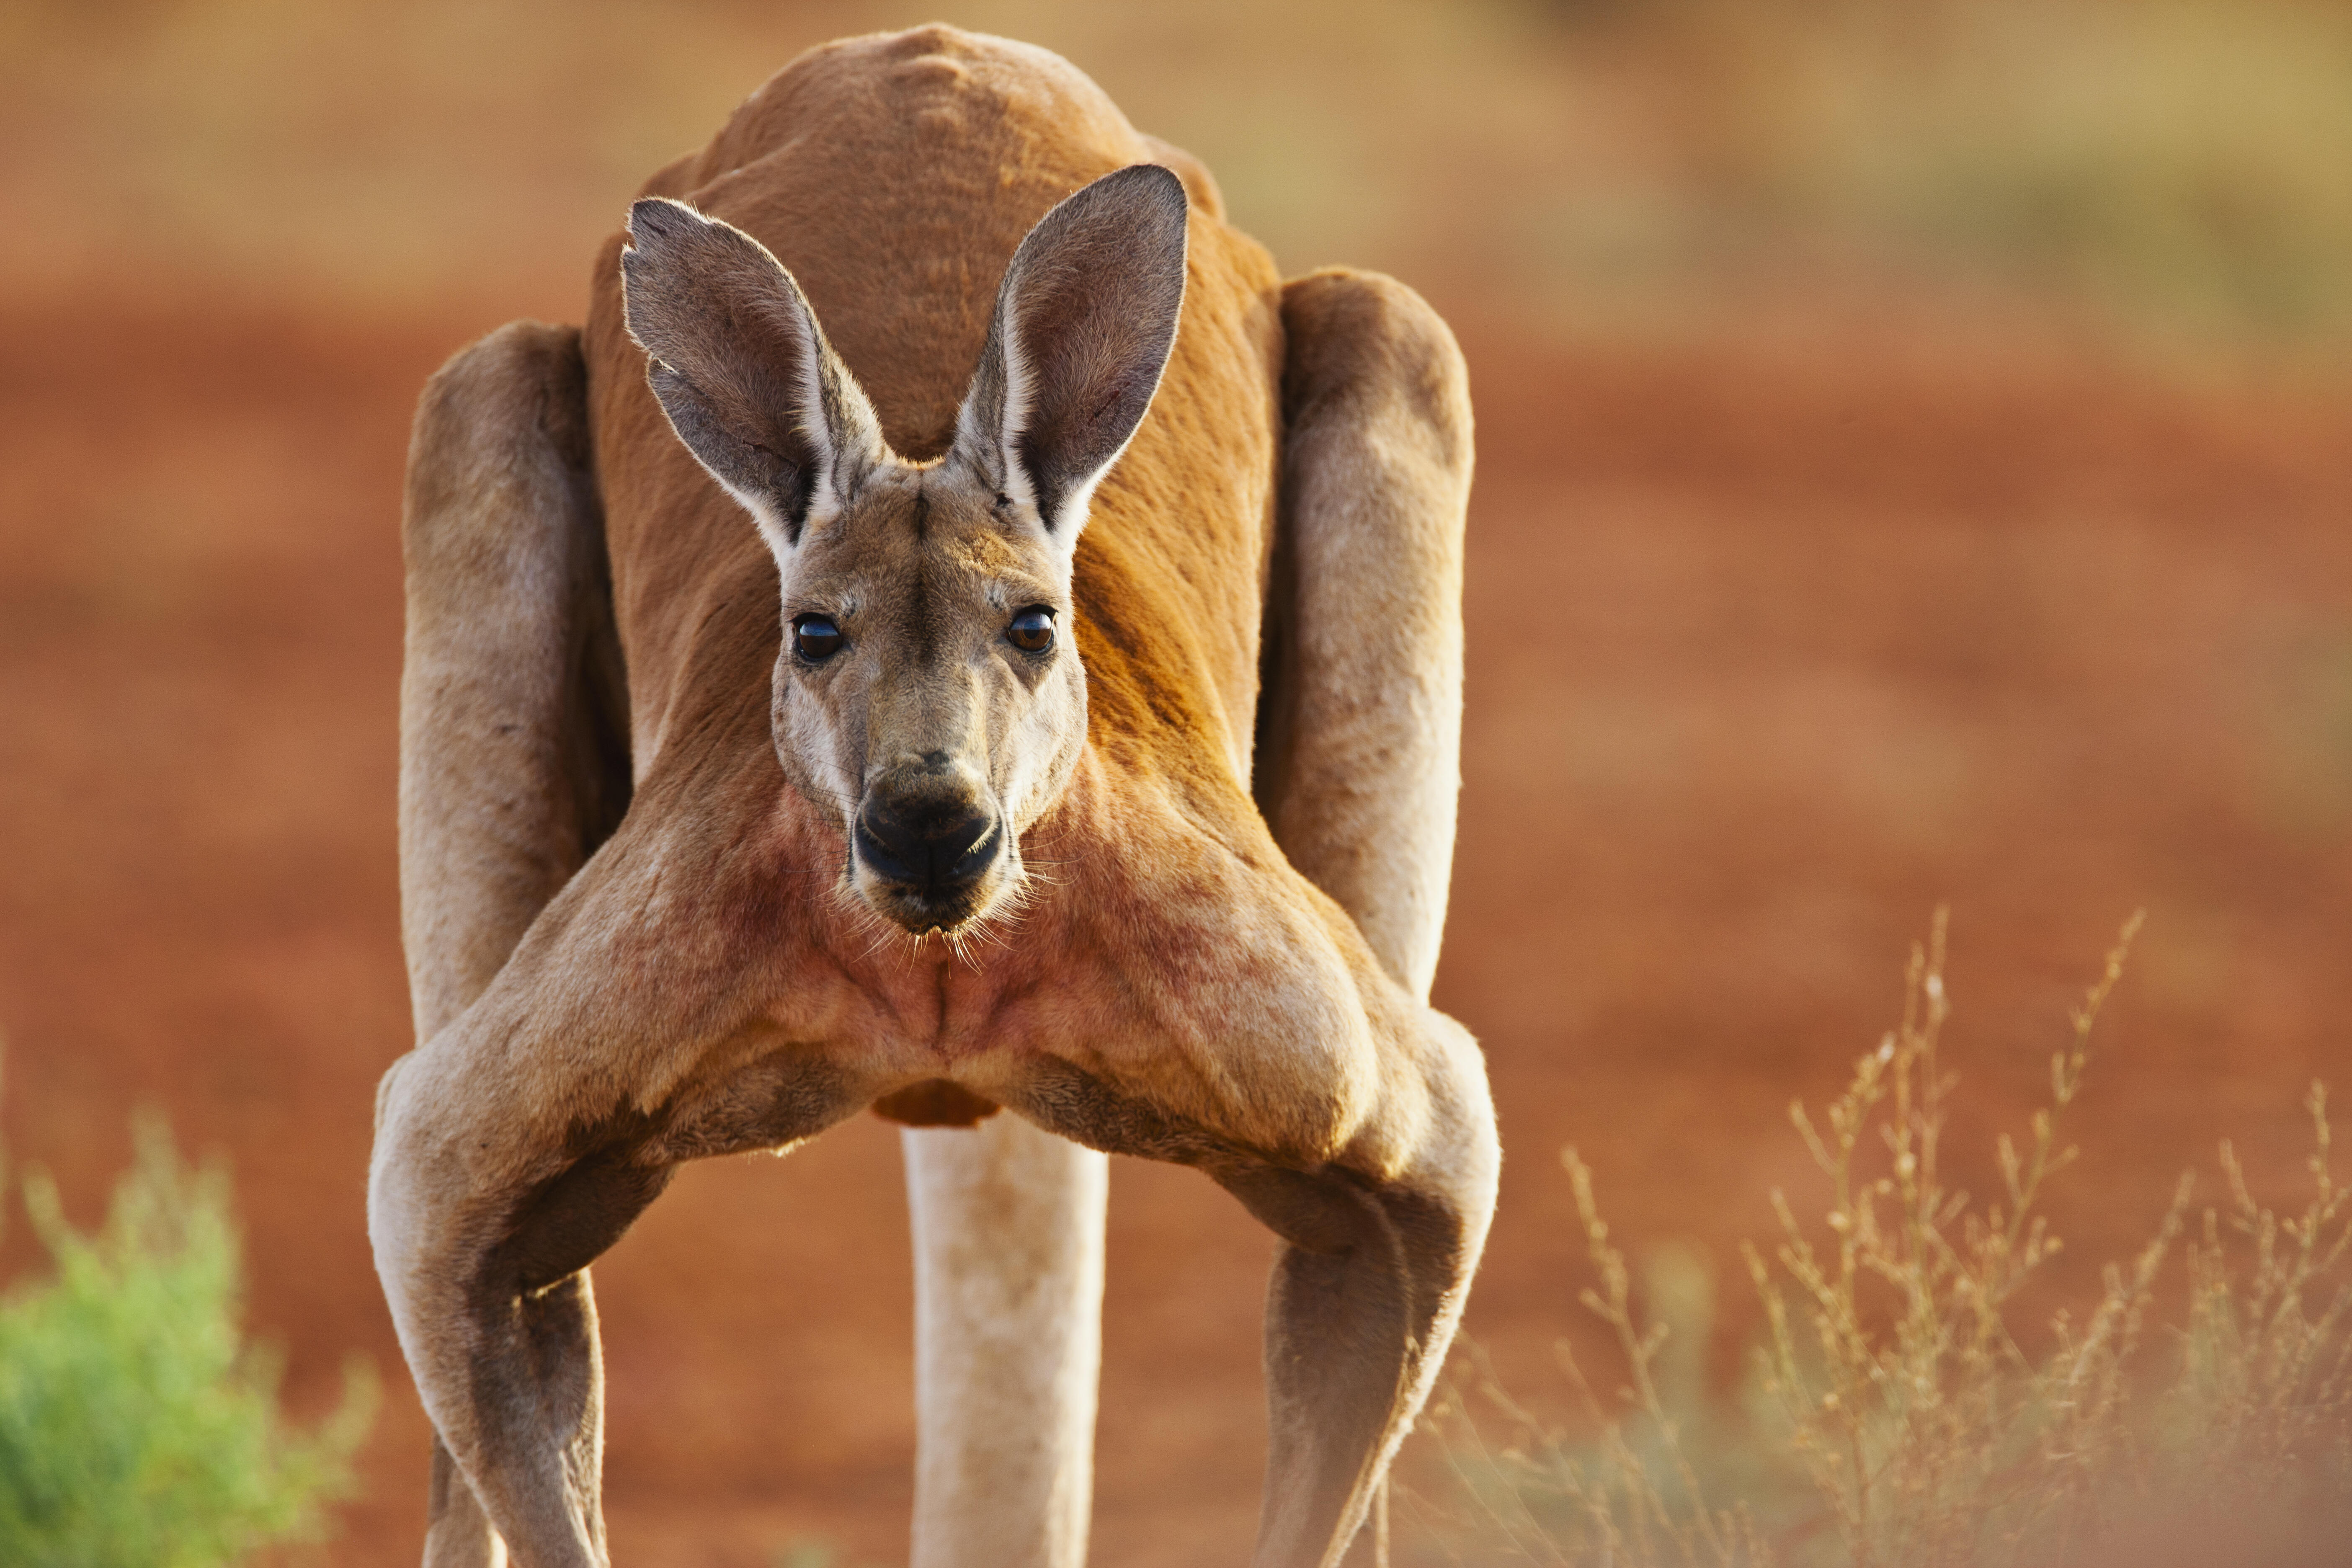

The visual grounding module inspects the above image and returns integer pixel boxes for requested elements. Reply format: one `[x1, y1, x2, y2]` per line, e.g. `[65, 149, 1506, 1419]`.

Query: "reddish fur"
[374, 27, 1492, 1568]
[588, 28, 1283, 788]
[569, 27, 1344, 1139]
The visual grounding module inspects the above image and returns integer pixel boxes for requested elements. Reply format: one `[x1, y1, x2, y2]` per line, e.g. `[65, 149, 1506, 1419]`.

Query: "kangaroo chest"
[681, 752, 1362, 1130]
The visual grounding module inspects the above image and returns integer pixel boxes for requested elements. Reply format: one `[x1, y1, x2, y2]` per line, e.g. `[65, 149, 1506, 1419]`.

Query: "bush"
[1418, 913, 2352, 1566]
[0, 1111, 374, 1568]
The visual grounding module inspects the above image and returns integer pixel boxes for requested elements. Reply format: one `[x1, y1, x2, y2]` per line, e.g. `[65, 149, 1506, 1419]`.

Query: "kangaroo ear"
[954, 165, 1189, 541]
[621, 198, 888, 550]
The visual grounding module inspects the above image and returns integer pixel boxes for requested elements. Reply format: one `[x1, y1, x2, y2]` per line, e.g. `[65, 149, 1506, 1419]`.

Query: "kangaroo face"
[765, 467, 1086, 932]
[620, 165, 1188, 935]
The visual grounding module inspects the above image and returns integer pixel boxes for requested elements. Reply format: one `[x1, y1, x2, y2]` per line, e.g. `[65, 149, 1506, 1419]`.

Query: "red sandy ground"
[1, 297, 2347, 1565]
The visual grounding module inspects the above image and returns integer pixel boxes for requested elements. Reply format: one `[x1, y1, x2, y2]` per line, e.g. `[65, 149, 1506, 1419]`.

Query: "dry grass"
[1416, 913, 2352, 1566]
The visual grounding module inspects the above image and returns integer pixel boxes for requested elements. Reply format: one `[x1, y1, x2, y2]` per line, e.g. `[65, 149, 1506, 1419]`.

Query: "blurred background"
[3, 0, 2350, 1563]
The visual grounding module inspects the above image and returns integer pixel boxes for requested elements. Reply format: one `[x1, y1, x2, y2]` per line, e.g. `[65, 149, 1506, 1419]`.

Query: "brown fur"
[371, 26, 1494, 1568]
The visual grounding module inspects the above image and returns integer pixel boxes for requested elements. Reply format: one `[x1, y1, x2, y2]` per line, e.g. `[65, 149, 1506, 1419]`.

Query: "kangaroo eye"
[1006, 606, 1056, 655]
[793, 614, 844, 662]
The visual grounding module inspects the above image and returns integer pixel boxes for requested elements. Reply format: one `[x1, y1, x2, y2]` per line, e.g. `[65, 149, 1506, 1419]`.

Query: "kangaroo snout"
[853, 756, 1003, 922]
[856, 797, 998, 887]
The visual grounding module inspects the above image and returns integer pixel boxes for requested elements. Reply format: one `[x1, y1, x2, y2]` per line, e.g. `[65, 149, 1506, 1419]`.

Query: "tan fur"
[1259, 272, 1473, 1003]
[397, 321, 627, 1044]
[903, 1117, 1105, 1568]
[371, 26, 1493, 1568]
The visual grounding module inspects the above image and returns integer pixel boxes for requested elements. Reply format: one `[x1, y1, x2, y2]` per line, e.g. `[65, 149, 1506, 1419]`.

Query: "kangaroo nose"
[855, 792, 999, 890]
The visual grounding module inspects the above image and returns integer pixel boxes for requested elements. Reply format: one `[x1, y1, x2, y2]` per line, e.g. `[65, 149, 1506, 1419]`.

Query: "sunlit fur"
[617, 164, 1179, 941]
[373, 26, 1493, 1568]
[763, 465, 1087, 935]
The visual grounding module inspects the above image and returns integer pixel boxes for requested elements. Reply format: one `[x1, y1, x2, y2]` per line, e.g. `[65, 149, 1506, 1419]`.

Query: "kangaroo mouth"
[859, 875, 998, 935]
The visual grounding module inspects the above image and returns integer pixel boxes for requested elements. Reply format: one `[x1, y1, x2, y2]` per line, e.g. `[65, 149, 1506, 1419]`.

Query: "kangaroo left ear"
[952, 164, 1189, 542]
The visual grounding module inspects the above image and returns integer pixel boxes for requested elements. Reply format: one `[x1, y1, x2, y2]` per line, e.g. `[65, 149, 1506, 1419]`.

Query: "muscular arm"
[1006, 272, 1490, 1568]
[384, 322, 637, 1566]
[1003, 976, 1495, 1568]
[387, 333, 871, 1557]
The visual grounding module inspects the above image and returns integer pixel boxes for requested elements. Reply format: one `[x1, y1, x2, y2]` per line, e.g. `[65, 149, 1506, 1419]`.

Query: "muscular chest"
[757, 929, 1089, 1071]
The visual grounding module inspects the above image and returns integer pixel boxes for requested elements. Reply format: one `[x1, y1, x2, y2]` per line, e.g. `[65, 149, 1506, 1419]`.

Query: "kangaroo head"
[621, 165, 1188, 936]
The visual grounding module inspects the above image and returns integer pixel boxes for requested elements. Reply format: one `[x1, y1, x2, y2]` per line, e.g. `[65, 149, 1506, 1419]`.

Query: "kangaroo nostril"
[855, 796, 999, 890]
[938, 812, 996, 876]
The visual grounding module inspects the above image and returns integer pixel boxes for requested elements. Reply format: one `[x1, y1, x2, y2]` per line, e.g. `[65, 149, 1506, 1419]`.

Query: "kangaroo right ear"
[621, 199, 889, 550]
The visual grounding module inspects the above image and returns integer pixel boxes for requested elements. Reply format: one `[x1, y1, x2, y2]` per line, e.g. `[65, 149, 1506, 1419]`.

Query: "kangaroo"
[369, 26, 1494, 1568]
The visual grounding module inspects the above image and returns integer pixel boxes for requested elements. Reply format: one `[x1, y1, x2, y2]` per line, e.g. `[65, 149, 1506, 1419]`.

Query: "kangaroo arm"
[1068, 269, 1475, 1565]
[373, 822, 874, 1568]
[371, 1017, 628, 1568]
[376, 1070, 660, 1568]
[1256, 269, 1473, 1003]
[1221, 1013, 1495, 1568]
[394, 319, 642, 1564]
[1004, 977, 1498, 1568]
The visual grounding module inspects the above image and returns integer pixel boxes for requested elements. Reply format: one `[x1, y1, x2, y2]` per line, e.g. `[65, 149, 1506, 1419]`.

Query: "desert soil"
[2, 297, 2348, 1565]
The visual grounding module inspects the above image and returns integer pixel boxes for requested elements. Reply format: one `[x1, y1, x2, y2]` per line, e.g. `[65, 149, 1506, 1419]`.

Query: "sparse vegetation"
[0, 1108, 374, 1568]
[1414, 914, 2352, 1566]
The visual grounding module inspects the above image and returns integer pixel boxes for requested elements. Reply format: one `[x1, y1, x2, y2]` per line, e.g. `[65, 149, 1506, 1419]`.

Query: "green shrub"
[0, 1113, 374, 1568]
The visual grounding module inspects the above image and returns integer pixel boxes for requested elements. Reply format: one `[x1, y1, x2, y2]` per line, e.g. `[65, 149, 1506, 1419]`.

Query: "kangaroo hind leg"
[1257, 268, 1473, 1003]
[399, 319, 629, 1045]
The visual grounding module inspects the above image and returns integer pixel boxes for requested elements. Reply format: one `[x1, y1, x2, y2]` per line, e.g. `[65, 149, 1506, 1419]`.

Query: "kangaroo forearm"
[425, 1437, 506, 1568]
[456, 1273, 607, 1568]
[370, 1038, 656, 1568]
[1234, 1019, 1498, 1568]
[994, 999, 1497, 1568]
[375, 1143, 653, 1567]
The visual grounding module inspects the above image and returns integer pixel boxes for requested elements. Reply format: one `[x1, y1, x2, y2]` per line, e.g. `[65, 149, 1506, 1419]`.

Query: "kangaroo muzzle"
[852, 754, 1006, 928]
